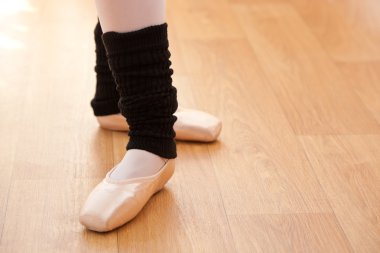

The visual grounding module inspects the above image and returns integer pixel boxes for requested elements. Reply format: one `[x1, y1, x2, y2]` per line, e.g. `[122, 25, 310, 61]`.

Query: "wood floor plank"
[167, 11, 188, 75]
[0, 179, 118, 253]
[178, 38, 331, 214]
[228, 0, 380, 62]
[2, 0, 380, 252]
[0, 3, 37, 240]
[112, 133, 237, 253]
[7, 1, 114, 180]
[299, 136, 380, 253]
[272, 0, 380, 62]
[289, 0, 380, 62]
[170, 2, 245, 40]
[233, 3, 380, 135]
[0, 86, 20, 241]
[228, 214, 353, 253]
[337, 62, 380, 125]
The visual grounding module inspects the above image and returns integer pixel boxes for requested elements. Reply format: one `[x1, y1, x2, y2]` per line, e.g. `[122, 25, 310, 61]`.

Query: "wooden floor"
[1, 0, 380, 252]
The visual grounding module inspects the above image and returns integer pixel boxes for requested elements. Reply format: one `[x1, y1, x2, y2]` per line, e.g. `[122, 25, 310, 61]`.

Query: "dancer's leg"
[90, 20, 120, 117]
[95, 0, 177, 180]
[95, 0, 165, 33]
[91, 1, 222, 141]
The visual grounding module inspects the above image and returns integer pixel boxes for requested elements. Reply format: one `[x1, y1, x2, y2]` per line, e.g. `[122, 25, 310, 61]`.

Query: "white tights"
[95, 0, 166, 33]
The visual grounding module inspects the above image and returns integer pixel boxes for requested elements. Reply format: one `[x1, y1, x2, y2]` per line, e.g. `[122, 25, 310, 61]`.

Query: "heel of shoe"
[155, 159, 175, 193]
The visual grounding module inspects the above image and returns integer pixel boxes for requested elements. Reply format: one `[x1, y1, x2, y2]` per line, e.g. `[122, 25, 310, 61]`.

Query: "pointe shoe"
[173, 107, 222, 142]
[79, 159, 175, 232]
[96, 107, 222, 142]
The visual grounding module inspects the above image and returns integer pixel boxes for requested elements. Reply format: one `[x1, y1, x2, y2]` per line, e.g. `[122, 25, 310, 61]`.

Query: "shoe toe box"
[79, 181, 139, 232]
[174, 109, 222, 142]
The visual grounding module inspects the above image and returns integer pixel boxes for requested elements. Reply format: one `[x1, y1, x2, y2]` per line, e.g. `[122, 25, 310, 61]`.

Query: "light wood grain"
[114, 140, 236, 253]
[286, 0, 380, 62]
[0, 80, 19, 241]
[290, 0, 380, 62]
[228, 214, 353, 253]
[229, 0, 380, 62]
[0, 179, 118, 253]
[178, 39, 331, 214]
[233, 3, 380, 135]
[1, 0, 380, 252]
[299, 136, 380, 253]
[170, 2, 245, 40]
[337, 62, 380, 124]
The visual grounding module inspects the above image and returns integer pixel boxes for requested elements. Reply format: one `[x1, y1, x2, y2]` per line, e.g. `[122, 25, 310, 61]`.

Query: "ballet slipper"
[79, 159, 175, 232]
[96, 106, 222, 142]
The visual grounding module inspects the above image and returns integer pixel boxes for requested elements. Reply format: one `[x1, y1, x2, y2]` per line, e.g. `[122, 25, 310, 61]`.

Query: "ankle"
[109, 149, 168, 180]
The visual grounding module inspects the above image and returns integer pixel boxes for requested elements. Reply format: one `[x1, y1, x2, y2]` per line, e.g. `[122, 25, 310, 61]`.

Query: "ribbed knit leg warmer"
[90, 21, 120, 116]
[102, 23, 178, 159]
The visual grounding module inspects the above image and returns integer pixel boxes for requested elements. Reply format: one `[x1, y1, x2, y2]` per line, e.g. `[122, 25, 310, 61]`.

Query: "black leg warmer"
[101, 23, 178, 159]
[90, 21, 120, 116]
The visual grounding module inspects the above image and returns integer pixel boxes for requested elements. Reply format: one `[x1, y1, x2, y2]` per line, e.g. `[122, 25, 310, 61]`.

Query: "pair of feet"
[79, 107, 222, 232]
[96, 106, 223, 142]
[98, 106, 222, 181]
